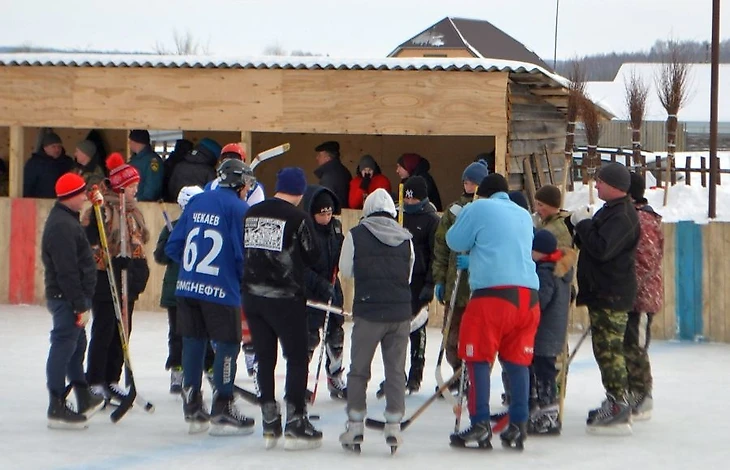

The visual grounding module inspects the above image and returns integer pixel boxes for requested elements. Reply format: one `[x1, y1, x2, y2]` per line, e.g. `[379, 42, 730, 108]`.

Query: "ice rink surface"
[2, 304, 729, 470]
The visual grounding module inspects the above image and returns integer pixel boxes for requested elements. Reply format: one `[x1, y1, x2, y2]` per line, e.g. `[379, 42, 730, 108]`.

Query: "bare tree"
[656, 40, 690, 205]
[624, 69, 649, 172]
[263, 43, 287, 56]
[562, 60, 587, 196]
[580, 94, 602, 205]
[154, 30, 210, 55]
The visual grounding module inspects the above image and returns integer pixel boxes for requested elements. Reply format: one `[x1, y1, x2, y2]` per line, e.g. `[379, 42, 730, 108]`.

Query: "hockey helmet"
[177, 185, 204, 211]
[220, 143, 247, 162]
[216, 159, 255, 190]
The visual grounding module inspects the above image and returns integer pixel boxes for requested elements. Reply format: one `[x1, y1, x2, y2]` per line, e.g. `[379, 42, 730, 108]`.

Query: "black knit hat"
[629, 172, 647, 203]
[311, 191, 335, 214]
[477, 173, 509, 199]
[41, 132, 62, 147]
[597, 162, 631, 192]
[128, 129, 151, 145]
[534, 185, 562, 209]
[404, 175, 428, 200]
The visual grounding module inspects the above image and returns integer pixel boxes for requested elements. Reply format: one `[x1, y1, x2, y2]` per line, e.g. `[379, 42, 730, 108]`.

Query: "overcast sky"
[1, 0, 725, 61]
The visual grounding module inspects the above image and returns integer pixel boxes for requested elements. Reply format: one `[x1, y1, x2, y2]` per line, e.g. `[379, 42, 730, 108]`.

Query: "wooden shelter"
[0, 53, 577, 202]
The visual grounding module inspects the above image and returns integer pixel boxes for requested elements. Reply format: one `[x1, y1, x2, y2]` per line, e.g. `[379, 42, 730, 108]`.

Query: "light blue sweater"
[446, 192, 538, 291]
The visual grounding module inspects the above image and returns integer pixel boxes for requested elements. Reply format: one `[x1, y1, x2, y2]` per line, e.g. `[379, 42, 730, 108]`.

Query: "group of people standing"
[41, 138, 663, 454]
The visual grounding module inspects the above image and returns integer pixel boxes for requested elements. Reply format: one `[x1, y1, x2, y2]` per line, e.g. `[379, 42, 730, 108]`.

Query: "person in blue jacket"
[165, 159, 256, 436]
[445, 173, 539, 451]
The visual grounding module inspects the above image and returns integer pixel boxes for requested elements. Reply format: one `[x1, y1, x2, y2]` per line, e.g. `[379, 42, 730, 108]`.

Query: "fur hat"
[403, 176, 428, 201]
[535, 184, 562, 209]
[533, 229, 558, 255]
[476, 173, 509, 199]
[597, 162, 631, 192]
[55, 173, 86, 200]
[106, 152, 140, 192]
[275, 167, 307, 196]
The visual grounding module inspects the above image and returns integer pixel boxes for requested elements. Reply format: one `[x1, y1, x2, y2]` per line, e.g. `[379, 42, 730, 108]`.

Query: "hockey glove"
[456, 254, 469, 270]
[435, 283, 445, 303]
[75, 310, 91, 328]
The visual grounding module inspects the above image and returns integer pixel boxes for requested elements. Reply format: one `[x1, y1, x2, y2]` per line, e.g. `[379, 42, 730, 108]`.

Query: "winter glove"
[75, 310, 91, 328]
[435, 283, 445, 303]
[418, 284, 435, 303]
[456, 254, 469, 270]
[115, 255, 132, 270]
[359, 174, 372, 192]
[89, 187, 104, 206]
[570, 206, 592, 226]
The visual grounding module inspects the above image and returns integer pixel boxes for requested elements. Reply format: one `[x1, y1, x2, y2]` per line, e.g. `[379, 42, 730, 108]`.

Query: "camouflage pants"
[443, 305, 466, 371]
[623, 311, 654, 395]
[588, 307, 629, 398]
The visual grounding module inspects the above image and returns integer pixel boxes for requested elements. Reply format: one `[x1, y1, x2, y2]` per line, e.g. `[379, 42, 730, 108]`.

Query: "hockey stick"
[309, 268, 339, 404]
[159, 200, 173, 232]
[453, 360, 467, 433]
[91, 190, 153, 422]
[435, 269, 463, 405]
[365, 367, 462, 431]
[306, 300, 427, 334]
[250, 143, 290, 171]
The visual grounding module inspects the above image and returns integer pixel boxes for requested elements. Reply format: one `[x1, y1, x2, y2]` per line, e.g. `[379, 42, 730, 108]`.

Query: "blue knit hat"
[533, 229, 558, 255]
[196, 138, 222, 160]
[462, 159, 489, 184]
[275, 167, 307, 195]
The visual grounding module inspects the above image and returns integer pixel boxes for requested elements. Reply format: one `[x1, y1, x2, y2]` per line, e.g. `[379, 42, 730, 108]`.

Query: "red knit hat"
[397, 153, 422, 175]
[106, 152, 140, 192]
[55, 172, 87, 200]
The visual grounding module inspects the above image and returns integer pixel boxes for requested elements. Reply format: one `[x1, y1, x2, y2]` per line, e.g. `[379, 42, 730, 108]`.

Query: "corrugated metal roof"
[0, 52, 569, 86]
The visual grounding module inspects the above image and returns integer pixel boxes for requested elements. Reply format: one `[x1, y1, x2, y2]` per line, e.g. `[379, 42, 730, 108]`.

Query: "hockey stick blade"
[234, 384, 260, 405]
[251, 143, 290, 171]
[110, 383, 136, 423]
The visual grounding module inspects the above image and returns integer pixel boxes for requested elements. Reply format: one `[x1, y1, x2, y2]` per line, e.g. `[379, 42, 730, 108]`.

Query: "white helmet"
[177, 185, 204, 211]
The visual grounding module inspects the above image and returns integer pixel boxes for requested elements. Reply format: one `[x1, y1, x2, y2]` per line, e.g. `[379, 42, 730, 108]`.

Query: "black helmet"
[216, 159, 254, 190]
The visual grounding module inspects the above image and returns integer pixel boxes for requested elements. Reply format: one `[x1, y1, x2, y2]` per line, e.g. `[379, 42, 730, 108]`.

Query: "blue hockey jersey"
[165, 188, 249, 306]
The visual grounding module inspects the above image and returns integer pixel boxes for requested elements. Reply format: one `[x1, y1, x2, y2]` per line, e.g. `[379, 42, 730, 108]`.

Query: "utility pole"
[709, 0, 720, 218]
[553, 0, 560, 70]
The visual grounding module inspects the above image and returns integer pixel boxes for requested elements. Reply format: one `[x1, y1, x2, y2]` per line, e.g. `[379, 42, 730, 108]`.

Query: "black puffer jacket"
[167, 147, 217, 202]
[300, 185, 345, 314]
[574, 195, 640, 311]
[41, 202, 97, 312]
[402, 199, 440, 305]
[314, 158, 352, 210]
[24, 151, 75, 198]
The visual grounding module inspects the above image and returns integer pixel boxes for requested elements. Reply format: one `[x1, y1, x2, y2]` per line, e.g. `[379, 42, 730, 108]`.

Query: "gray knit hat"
[597, 162, 631, 192]
[75, 140, 97, 159]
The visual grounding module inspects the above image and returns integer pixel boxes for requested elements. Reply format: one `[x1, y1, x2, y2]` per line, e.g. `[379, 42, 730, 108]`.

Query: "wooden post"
[685, 156, 692, 186]
[9, 126, 25, 198]
[533, 153, 546, 188]
[522, 156, 537, 209]
[701, 156, 707, 187]
[495, 134, 508, 176]
[544, 145, 556, 185]
[240, 131, 253, 165]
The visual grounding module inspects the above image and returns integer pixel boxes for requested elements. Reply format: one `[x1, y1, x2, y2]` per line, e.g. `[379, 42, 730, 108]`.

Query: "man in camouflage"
[432, 160, 488, 389]
[570, 162, 640, 433]
[624, 172, 663, 420]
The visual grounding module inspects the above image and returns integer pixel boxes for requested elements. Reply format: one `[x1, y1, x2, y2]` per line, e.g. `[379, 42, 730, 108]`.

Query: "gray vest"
[351, 224, 412, 322]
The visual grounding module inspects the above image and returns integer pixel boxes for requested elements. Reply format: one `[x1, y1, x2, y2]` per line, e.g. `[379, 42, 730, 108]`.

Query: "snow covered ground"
[2, 305, 730, 470]
[564, 152, 730, 223]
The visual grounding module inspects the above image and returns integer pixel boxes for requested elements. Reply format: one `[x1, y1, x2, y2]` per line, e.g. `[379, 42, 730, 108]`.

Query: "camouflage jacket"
[432, 193, 473, 307]
[536, 210, 573, 250]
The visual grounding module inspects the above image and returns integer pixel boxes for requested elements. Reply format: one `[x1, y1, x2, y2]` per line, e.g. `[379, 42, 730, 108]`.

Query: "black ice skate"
[449, 421, 492, 449]
[528, 403, 561, 435]
[586, 394, 632, 436]
[182, 386, 210, 434]
[284, 404, 323, 451]
[169, 367, 183, 394]
[500, 422, 527, 450]
[262, 402, 282, 449]
[74, 384, 105, 418]
[107, 383, 129, 407]
[48, 392, 88, 430]
[339, 420, 364, 453]
[407, 366, 423, 395]
[210, 393, 255, 436]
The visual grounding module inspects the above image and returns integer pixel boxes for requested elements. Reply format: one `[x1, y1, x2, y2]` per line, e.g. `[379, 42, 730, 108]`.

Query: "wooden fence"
[1, 199, 729, 343]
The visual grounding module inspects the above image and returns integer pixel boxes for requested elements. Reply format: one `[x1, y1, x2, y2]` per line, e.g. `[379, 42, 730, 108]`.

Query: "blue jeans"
[46, 299, 88, 397]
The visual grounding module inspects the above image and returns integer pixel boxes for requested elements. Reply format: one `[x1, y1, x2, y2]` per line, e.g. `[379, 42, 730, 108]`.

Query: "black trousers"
[87, 299, 135, 386]
[244, 293, 309, 415]
[166, 305, 215, 370]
